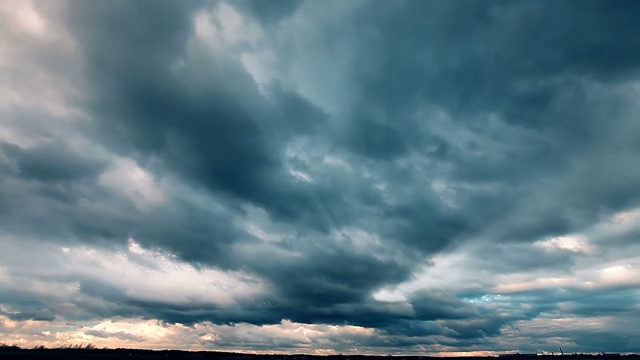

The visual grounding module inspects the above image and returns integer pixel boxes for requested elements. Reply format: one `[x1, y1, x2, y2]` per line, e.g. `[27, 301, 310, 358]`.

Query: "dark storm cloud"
[3, 309, 55, 322]
[347, 0, 640, 114]
[497, 286, 640, 318]
[344, 113, 407, 160]
[230, 0, 301, 25]
[330, 0, 640, 247]
[1, 141, 105, 182]
[65, 0, 353, 234]
[268, 82, 329, 135]
[251, 242, 412, 306]
[470, 243, 576, 273]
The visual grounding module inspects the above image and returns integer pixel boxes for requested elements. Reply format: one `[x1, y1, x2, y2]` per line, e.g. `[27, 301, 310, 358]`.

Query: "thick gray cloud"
[1, 0, 640, 354]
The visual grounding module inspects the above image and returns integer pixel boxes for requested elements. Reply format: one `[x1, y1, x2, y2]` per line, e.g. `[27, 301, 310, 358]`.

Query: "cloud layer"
[1, 0, 640, 354]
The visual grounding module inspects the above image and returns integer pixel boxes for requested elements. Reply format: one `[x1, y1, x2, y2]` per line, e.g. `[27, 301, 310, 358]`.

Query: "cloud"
[2, 308, 55, 322]
[3, 141, 106, 182]
[1, 0, 640, 354]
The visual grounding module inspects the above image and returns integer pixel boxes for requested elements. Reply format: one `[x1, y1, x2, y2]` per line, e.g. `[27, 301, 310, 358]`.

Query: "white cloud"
[0, 236, 265, 314]
[99, 158, 166, 208]
[2, 1, 47, 37]
[192, 3, 274, 87]
[536, 235, 598, 254]
[66, 239, 265, 307]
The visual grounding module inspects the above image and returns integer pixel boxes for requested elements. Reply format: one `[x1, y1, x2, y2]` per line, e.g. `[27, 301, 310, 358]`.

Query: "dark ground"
[0, 347, 638, 360]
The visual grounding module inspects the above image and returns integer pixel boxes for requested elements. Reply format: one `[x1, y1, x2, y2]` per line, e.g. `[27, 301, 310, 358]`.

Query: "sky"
[1, 0, 640, 355]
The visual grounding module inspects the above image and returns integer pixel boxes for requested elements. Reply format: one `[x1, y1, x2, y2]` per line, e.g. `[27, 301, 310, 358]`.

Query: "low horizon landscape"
[1, 344, 639, 358]
[1, 0, 640, 356]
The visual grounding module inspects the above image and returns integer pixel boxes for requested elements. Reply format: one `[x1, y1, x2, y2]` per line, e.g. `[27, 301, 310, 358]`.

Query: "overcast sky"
[1, 0, 640, 355]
